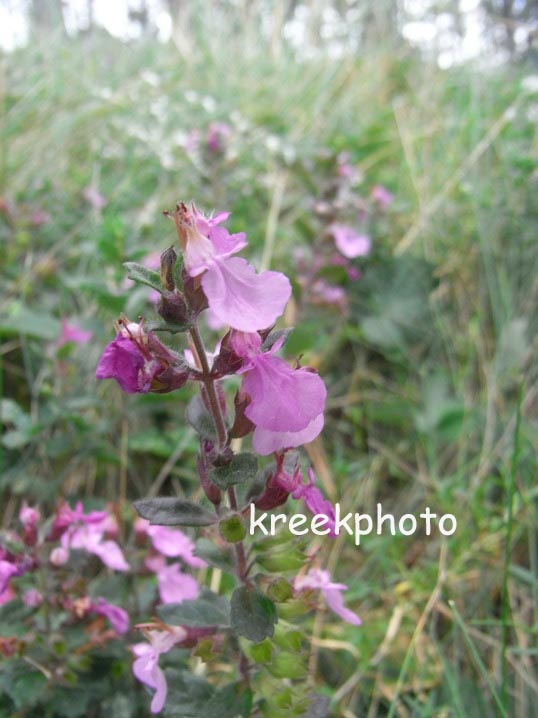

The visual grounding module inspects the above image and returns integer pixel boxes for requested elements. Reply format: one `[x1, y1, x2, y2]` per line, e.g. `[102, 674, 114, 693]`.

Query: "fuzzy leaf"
[133, 497, 217, 527]
[210, 453, 258, 490]
[186, 395, 217, 440]
[261, 327, 294, 352]
[123, 261, 163, 293]
[230, 586, 278, 643]
[158, 590, 230, 628]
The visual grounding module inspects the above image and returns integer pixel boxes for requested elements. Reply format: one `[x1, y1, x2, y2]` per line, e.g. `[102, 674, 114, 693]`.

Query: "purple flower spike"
[295, 567, 361, 626]
[330, 224, 371, 259]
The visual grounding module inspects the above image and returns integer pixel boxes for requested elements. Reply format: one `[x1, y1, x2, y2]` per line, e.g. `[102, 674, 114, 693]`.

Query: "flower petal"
[322, 586, 362, 626]
[331, 225, 371, 259]
[157, 563, 199, 604]
[91, 540, 130, 571]
[208, 226, 247, 257]
[147, 526, 206, 567]
[252, 413, 324, 455]
[201, 257, 291, 332]
[243, 356, 326, 432]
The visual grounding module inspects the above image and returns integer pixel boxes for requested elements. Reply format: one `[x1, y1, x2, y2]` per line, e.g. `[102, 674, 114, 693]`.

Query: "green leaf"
[267, 652, 307, 680]
[261, 327, 293, 352]
[194, 538, 234, 571]
[144, 320, 191, 334]
[123, 261, 163, 293]
[164, 672, 251, 718]
[163, 670, 214, 717]
[249, 638, 273, 663]
[186, 395, 217, 441]
[157, 590, 230, 628]
[204, 683, 253, 718]
[230, 586, 278, 643]
[256, 543, 306, 572]
[133, 497, 217, 527]
[10, 671, 47, 709]
[210, 453, 258, 490]
[0, 302, 60, 340]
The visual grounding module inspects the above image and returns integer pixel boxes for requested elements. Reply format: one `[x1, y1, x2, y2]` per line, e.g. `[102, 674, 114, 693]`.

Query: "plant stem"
[189, 320, 252, 688]
[189, 321, 250, 583]
[228, 485, 250, 583]
[501, 382, 523, 710]
[189, 323, 228, 449]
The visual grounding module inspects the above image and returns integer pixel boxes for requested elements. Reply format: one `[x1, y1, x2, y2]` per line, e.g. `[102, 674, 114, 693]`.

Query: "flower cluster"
[95, 203, 327, 456]
[0, 501, 204, 635]
[295, 152, 393, 313]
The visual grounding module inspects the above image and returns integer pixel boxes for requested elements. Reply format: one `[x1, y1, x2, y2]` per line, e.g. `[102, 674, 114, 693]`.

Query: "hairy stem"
[189, 321, 250, 583]
[189, 323, 228, 449]
[189, 320, 252, 687]
[227, 485, 250, 583]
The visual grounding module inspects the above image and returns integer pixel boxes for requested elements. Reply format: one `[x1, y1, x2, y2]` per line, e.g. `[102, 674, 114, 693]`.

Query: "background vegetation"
[1, 1, 537, 716]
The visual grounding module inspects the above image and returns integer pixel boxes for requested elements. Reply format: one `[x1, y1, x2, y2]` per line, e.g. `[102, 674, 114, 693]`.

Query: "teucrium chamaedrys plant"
[95, 202, 361, 716]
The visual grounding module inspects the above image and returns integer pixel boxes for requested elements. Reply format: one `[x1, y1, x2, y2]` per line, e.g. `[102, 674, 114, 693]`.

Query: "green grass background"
[1, 5, 538, 717]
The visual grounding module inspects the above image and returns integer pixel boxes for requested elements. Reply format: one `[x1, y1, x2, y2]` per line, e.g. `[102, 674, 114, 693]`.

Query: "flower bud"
[197, 449, 221, 507]
[182, 267, 209, 317]
[158, 290, 190, 326]
[267, 577, 293, 603]
[212, 330, 244, 378]
[218, 514, 246, 543]
[160, 246, 177, 291]
[229, 390, 254, 440]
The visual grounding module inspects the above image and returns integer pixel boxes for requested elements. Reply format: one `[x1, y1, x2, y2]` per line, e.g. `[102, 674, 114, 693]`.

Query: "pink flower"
[206, 122, 231, 152]
[140, 522, 206, 568]
[171, 203, 291, 332]
[96, 320, 189, 395]
[231, 331, 326, 455]
[295, 568, 361, 626]
[49, 546, 69, 566]
[92, 597, 129, 634]
[310, 279, 347, 310]
[30, 209, 51, 226]
[57, 319, 93, 348]
[19, 503, 40, 528]
[83, 185, 107, 210]
[336, 153, 359, 182]
[132, 628, 186, 713]
[57, 502, 129, 571]
[96, 322, 161, 393]
[254, 451, 302, 510]
[330, 224, 371, 259]
[154, 562, 199, 605]
[292, 468, 336, 536]
[371, 184, 394, 208]
[23, 588, 43, 607]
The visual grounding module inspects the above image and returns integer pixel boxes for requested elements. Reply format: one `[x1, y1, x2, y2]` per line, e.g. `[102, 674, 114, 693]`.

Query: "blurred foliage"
[1, 6, 538, 717]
